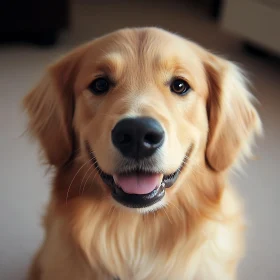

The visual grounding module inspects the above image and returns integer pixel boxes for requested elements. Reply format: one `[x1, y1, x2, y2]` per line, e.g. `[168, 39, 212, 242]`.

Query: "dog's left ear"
[204, 54, 262, 172]
[23, 44, 89, 167]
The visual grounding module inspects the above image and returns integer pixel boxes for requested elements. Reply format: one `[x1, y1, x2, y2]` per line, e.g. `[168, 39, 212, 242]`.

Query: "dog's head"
[23, 28, 261, 213]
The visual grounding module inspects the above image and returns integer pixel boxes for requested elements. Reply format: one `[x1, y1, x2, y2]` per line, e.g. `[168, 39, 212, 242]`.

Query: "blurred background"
[0, 0, 279, 279]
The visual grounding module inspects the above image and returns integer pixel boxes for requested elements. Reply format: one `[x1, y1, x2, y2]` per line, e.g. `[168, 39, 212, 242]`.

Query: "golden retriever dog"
[23, 27, 261, 280]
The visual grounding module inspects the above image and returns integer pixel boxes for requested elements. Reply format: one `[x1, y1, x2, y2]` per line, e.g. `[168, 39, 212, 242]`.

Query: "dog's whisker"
[79, 164, 94, 195]
[82, 166, 100, 195]
[66, 158, 93, 204]
[81, 167, 97, 195]
[162, 206, 172, 225]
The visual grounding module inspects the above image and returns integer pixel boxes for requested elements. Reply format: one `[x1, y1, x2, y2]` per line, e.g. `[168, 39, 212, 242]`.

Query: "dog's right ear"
[23, 44, 89, 167]
[204, 53, 262, 172]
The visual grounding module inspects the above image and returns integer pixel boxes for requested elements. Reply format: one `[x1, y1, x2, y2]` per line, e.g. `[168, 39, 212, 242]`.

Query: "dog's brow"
[166, 62, 190, 74]
[156, 60, 191, 82]
[96, 53, 124, 76]
[154, 55, 190, 73]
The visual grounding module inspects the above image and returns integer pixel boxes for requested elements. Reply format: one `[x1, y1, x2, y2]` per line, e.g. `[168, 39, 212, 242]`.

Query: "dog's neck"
[46, 162, 227, 278]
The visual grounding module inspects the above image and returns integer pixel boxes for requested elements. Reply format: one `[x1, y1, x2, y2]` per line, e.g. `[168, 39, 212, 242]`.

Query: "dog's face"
[24, 28, 261, 212]
[75, 29, 209, 211]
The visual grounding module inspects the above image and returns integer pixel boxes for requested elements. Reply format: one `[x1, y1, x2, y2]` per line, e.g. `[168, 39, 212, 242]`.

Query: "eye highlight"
[88, 77, 111, 95]
[170, 78, 191, 96]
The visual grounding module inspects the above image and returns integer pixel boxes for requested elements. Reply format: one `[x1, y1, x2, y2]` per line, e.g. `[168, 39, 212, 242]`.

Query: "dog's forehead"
[84, 28, 201, 69]
[76, 28, 206, 91]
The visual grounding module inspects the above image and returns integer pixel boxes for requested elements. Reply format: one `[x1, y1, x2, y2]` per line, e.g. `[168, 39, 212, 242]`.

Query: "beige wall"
[222, 0, 280, 54]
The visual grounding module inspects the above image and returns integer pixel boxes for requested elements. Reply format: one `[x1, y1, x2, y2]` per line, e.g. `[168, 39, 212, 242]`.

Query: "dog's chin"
[86, 142, 192, 211]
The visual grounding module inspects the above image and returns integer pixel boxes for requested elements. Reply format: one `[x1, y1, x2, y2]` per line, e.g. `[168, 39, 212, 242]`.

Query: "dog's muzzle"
[86, 117, 192, 209]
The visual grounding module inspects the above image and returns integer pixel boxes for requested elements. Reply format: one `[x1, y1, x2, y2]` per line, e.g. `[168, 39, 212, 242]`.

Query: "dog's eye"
[88, 78, 110, 95]
[170, 79, 190, 96]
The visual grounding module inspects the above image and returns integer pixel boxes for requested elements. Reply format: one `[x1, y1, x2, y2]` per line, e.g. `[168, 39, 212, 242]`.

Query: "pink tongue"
[114, 174, 162, 195]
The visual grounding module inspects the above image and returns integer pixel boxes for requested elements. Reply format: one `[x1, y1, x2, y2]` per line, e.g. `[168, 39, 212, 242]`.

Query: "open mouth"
[86, 142, 192, 209]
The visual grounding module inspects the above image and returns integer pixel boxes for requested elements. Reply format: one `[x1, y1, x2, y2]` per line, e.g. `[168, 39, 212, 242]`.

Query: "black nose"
[112, 117, 165, 159]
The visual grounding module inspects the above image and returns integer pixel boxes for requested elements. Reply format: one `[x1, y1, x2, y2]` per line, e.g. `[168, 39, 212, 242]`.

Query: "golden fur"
[23, 28, 261, 280]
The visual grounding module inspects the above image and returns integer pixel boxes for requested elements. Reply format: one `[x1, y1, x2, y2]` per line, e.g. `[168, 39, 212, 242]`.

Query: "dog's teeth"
[113, 175, 118, 184]
[161, 182, 165, 188]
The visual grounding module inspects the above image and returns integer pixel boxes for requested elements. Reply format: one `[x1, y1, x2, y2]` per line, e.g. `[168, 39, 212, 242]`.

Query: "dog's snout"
[112, 117, 165, 159]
